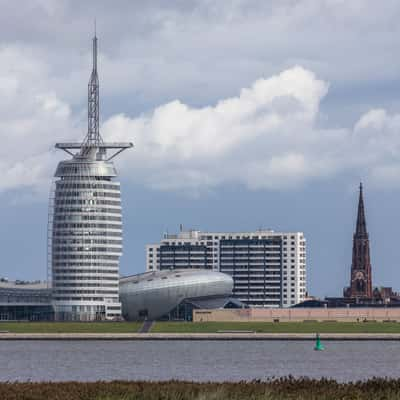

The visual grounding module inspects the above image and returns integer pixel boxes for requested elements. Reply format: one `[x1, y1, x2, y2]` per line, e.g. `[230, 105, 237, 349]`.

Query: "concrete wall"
[193, 308, 400, 322]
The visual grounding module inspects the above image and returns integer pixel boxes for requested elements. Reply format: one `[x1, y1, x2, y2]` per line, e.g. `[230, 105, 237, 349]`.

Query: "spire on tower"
[355, 182, 368, 237]
[82, 29, 101, 151]
[55, 32, 133, 159]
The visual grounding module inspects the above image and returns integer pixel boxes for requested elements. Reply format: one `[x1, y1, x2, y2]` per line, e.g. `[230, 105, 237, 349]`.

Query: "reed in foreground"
[1, 378, 400, 400]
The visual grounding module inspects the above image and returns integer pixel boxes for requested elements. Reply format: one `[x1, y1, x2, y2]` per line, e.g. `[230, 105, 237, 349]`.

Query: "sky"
[0, 0, 400, 297]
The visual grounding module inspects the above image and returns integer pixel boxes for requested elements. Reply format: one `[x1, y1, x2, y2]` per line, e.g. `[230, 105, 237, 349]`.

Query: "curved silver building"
[49, 34, 132, 321]
[120, 269, 234, 320]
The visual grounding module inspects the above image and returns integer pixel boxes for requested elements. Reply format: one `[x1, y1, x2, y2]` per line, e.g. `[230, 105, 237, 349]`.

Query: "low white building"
[146, 230, 306, 307]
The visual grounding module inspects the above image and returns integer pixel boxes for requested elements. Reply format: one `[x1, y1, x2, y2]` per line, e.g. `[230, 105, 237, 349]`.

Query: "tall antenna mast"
[82, 24, 101, 150]
[56, 29, 133, 160]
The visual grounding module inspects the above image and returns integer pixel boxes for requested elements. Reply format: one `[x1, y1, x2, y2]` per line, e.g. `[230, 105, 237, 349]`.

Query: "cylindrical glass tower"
[49, 34, 132, 320]
[50, 155, 123, 320]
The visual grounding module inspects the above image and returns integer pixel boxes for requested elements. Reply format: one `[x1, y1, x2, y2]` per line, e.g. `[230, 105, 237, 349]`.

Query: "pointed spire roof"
[355, 182, 368, 237]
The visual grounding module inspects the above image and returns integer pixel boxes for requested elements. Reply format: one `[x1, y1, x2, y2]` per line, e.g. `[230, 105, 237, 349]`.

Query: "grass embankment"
[3, 321, 400, 334]
[1, 379, 400, 400]
[0, 322, 141, 333]
[152, 321, 400, 333]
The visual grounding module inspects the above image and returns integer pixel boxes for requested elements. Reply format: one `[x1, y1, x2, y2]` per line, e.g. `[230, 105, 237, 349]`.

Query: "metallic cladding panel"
[55, 160, 117, 178]
[120, 270, 233, 320]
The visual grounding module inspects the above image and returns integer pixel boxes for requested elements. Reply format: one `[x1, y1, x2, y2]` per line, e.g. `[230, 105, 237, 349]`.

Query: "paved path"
[139, 320, 154, 333]
[0, 332, 400, 340]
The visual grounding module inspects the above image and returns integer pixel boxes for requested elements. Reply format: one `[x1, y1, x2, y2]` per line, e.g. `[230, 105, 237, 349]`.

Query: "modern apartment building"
[146, 230, 306, 307]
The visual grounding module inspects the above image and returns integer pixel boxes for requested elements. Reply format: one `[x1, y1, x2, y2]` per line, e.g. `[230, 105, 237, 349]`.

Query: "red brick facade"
[345, 183, 373, 298]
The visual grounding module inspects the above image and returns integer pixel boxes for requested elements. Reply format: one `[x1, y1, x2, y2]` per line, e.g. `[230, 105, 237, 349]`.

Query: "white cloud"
[102, 66, 333, 190]
[100, 66, 330, 190]
[99, 66, 400, 192]
[1, 42, 400, 195]
[0, 45, 79, 193]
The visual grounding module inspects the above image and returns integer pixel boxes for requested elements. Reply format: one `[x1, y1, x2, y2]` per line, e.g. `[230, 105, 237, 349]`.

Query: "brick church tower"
[344, 183, 373, 298]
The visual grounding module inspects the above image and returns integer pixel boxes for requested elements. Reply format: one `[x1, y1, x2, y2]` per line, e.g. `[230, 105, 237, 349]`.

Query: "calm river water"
[0, 340, 399, 382]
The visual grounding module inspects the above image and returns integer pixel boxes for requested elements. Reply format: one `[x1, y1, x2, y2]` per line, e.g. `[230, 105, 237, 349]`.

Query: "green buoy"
[314, 333, 325, 351]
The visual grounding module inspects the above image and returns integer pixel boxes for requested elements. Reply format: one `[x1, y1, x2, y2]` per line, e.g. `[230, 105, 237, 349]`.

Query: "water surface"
[0, 340, 398, 382]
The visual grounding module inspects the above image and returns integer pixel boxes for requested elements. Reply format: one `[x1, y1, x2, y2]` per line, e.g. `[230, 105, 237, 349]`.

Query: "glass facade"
[0, 286, 53, 321]
[147, 230, 306, 307]
[50, 160, 122, 321]
[219, 238, 283, 307]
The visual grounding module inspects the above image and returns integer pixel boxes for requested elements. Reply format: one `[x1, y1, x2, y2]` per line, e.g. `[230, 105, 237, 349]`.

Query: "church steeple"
[355, 182, 368, 238]
[345, 182, 373, 298]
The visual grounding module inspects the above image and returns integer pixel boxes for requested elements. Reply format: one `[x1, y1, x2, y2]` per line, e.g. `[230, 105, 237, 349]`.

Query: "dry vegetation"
[1, 378, 400, 400]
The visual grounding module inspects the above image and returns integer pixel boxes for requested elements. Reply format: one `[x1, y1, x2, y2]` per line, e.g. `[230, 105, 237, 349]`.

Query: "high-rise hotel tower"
[49, 35, 132, 320]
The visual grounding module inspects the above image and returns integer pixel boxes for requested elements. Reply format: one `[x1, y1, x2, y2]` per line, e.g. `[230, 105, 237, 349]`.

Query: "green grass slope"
[152, 321, 400, 333]
[0, 322, 141, 333]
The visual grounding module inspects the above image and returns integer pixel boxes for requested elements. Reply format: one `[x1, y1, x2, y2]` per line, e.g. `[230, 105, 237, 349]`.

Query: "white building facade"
[146, 230, 307, 307]
[50, 160, 124, 320]
[49, 34, 132, 320]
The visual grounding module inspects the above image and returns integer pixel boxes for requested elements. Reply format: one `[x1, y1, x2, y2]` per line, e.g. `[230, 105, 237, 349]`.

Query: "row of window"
[220, 264, 281, 268]
[53, 231, 122, 238]
[53, 245, 121, 252]
[54, 215, 122, 222]
[53, 297, 105, 301]
[56, 183, 120, 190]
[55, 199, 121, 206]
[233, 293, 281, 299]
[53, 275, 119, 281]
[53, 239, 123, 245]
[55, 190, 120, 199]
[55, 207, 121, 214]
[160, 243, 282, 248]
[53, 223, 122, 230]
[53, 254, 120, 260]
[53, 290, 118, 295]
[230, 274, 281, 278]
[54, 283, 119, 288]
[53, 262, 119, 267]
